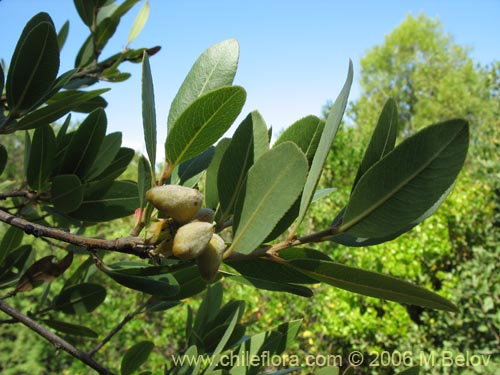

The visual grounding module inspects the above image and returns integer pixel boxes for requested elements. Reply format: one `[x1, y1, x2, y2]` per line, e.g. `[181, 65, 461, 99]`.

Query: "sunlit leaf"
[168, 39, 240, 130]
[166, 86, 246, 167]
[57, 20, 70, 50]
[141, 52, 157, 170]
[230, 142, 308, 255]
[128, 0, 150, 45]
[294, 61, 353, 231]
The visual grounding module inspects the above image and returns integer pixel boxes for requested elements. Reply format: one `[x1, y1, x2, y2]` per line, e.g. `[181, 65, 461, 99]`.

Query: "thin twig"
[0, 209, 153, 258]
[0, 299, 114, 375]
[89, 302, 147, 357]
[0, 190, 37, 200]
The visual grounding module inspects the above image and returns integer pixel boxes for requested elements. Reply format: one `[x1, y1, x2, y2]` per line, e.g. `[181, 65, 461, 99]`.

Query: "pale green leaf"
[128, 0, 150, 45]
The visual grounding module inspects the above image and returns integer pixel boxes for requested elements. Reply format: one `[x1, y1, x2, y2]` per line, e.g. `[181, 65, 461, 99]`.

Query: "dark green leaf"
[0, 144, 7, 176]
[57, 20, 70, 50]
[98, 261, 179, 297]
[352, 98, 398, 189]
[340, 120, 469, 238]
[203, 323, 246, 353]
[0, 62, 4, 94]
[279, 247, 332, 261]
[138, 156, 152, 212]
[91, 147, 135, 183]
[56, 114, 71, 146]
[23, 131, 31, 176]
[95, 17, 119, 52]
[194, 282, 223, 336]
[51, 175, 84, 213]
[275, 319, 302, 354]
[75, 34, 94, 68]
[227, 257, 318, 284]
[289, 259, 457, 311]
[68, 95, 107, 113]
[229, 275, 312, 297]
[218, 111, 268, 219]
[0, 227, 24, 267]
[206, 308, 241, 372]
[73, 0, 94, 26]
[294, 61, 353, 230]
[17, 89, 110, 131]
[168, 39, 240, 130]
[141, 52, 157, 170]
[70, 180, 139, 222]
[178, 146, 215, 186]
[6, 12, 60, 112]
[121, 341, 154, 375]
[42, 318, 98, 338]
[229, 142, 308, 255]
[167, 265, 208, 300]
[84, 132, 122, 181]
[166, 86, 246, 167]
[146, 297, 180, 313]
[212, 300, 245, 328]
[27, 125, 56, 191]
[128, 0, 150, 45]
[275, 115, 325, 163]
[205, 138, 230, 209]
[59, 108, 107, 179]
[397, 366, 420, 375]
[54, 283, 106, 314]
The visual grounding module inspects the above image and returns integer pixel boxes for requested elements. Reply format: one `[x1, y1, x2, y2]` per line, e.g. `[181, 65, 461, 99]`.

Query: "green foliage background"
[1, 11, 498, 375]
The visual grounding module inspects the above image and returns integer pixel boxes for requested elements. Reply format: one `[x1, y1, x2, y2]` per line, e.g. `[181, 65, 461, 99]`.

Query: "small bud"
[196, 234, 226, 282]
[146, 185, 203, 224]
[191, 208, 215, 223]
[172, 222, 214, 260]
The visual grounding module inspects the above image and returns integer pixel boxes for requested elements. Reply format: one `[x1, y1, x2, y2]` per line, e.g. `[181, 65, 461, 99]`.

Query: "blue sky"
[1, 1, 498, 158]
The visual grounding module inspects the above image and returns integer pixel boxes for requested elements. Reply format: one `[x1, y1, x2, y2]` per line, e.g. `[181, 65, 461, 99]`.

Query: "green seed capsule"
[172, 222, 214, 260]
[146, 185, 203, 224]
[196, 234, 226, 282]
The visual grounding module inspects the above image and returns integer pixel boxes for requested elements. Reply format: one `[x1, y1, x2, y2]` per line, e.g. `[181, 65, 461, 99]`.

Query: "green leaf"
[0, 144, 7, 176]
[227, 258, 318, 284]
[0, 58, 5, 94]
[99, 262, 179, 297]
[229, 275, 312, 297]
[177, 146, 215, 186]
[0, 245, 33, 288]
[84, 132, 122, 181]
[352, 98, 398, 189]
[54, 283, 106, 314]
[51, 175, 84, 213]
[57, 20, 70, 50]
[275, 115, 325, 163]
[73, 0, 94, 27]
[279, 247, 332, 261]
[168, 39, 240, 130]
[75, 34, 94, 68]
[141, 52, 157, 170]
[0, 227, 24, 267]
[69, 180, 139, 222]
[27, 125, 56, 191]
[167, 265, 208, 300]
[218, 111, 268, 219]
[6, 12, 60, 112]
[288, 259, 457, 311]
[229, 142, 308, 255]
[340, 119, 469, 238]
[275, 319, 302, 354]
[138, 156, 152, 212]
[59, 108, 107, 179]
[205, 138, 230, 209]
[42, 318, 98, 338]
[128, 0, 150, 45]
[121, 341, 154, 375]
[314, 367, 339, 375]
[23, 131, 31, 176]
[166, 86, 246, 167]
[54, 94, 107, 113]
[91, 147, 135, 183]
[194, 282, 223, 336]
[206, 308, 241, 372]
[294, 61, 353, 231]
[95, 17, 119, 52]
[17, 89, 110, 131]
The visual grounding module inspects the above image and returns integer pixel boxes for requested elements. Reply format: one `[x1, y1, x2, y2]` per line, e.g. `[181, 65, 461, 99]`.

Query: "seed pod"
[146, 185, 203, 224]
[196, 234, 226, 282]
[191, 208, 215, 223]
[172, 221, 214, 260]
